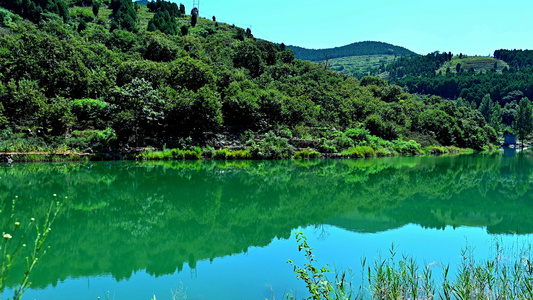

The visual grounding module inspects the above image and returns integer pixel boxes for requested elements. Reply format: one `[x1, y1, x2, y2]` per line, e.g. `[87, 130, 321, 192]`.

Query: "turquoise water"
[1, 153, 533, 299]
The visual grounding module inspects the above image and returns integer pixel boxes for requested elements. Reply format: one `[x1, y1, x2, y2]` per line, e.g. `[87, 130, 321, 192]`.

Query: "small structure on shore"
[502, 135, 517, 148]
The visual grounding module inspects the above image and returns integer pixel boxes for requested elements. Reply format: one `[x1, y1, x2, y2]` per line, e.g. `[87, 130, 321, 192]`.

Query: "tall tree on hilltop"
[190, 12, 197, 27]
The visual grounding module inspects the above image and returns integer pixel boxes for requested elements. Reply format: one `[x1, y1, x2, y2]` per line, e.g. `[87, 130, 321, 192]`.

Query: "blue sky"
[185, 0, 533, 56]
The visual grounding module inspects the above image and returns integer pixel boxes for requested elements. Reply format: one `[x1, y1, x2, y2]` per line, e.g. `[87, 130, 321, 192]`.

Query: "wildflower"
[4, 233, 12, 239]
[14, 222, 20, 227]
[53, 194, 57, 197]
[30, 218, 35, 222]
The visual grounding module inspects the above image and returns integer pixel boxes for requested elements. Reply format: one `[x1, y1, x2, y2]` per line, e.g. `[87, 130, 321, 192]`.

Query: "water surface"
[1, 153, 533, 299]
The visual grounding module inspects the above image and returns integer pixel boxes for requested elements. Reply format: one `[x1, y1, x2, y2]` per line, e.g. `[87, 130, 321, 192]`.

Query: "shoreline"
[0, 146, 479, 163]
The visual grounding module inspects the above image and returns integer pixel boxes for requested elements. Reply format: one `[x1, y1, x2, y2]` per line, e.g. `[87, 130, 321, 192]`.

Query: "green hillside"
[287, 41, 418, 61]
[0, 0, 501, 158]
[382, 50, 533, 103]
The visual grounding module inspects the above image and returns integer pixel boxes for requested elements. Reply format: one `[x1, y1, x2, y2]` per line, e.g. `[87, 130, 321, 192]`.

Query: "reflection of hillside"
[2, 154, 533, 288]
[327, 153, 533, 235]
[327, 210, 405, 233]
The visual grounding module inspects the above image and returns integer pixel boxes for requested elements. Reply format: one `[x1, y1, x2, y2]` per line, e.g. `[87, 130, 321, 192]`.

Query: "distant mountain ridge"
[287, 41, 419, 61]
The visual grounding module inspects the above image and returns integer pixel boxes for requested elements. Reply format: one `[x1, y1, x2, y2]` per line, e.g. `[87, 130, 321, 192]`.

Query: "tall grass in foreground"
[0, 197, 60, 300]
[287, 232, 533, 300]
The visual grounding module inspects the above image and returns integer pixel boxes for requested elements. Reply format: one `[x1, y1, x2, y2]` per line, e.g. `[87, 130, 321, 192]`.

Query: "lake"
[1, 153, 533, 299]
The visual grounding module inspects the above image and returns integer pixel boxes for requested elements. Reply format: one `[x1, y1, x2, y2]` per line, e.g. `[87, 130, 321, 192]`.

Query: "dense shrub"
[341, 146, 375, 158]
[248, 131, 295, 159]
[66, 128, 117, 153]
[294, 149, 321, 159]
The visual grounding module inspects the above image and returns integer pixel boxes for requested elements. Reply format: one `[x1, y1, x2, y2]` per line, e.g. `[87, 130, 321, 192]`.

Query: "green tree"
[478, 94, 493, 123]
[256, 40, 278, 66]
[111, 78, 164, 146]
[143, 36, 178, 62]
[233, 41, 264, 78]
[71, 98, 112, 130]
[39, 97, 75, 136]
[279, 49, 295, 64]
[169, 57, 215, 92]
[0, 102, 7, 128]
[0, 79, 47, 128]
[57, 0, 70, 22]
[110, 0, 138, 32]
[418, 109, 459, 146]
[360, 76, 387, 87]
[364, 114, 398, 140]
[147, 22, 157, 32]
[512, 97, 533, 146]
[190, 87, 223, 134]
[147, 10, 177, 35]
[165, 86, 222, 137]
[116, 60, 170, 88]
[190, 12, 197, 27]
[222, 87, 261, 128]
[78, 20, 87, 33]
[92, 2, 100, 17]
[234, 27, 245, 41]
[180, 25, 188, 36]
[490, 101, 503, 134]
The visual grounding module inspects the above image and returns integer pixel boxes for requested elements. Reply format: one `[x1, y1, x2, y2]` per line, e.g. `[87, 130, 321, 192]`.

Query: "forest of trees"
[380, 50, 533, 102]
[0, 0, 517, 158]
[374, 50, 533, 138]
[0, 0, 69, 23]
[146, 0, 180, 35]
[380, 51, 453, 78]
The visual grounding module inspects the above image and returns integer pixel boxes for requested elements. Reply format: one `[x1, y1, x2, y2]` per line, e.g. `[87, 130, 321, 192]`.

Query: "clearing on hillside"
[437, 56, 509, 74]
[328, 55, 399, 78]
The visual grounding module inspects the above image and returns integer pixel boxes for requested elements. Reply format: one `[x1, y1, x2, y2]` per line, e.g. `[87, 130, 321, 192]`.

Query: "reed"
[0, 196, 61, 300]
[288, 234, 533, 300]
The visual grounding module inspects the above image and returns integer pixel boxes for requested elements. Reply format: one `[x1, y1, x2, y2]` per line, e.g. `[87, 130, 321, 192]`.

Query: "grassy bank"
[1, 128, 478, 163]
[285, 232, 533, 300]
[137, 128, 476, 161]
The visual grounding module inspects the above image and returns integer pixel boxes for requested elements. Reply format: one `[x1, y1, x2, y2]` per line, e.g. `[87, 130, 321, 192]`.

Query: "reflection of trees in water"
[2, 154, 533, 287]
[314, 224, 330, 241]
